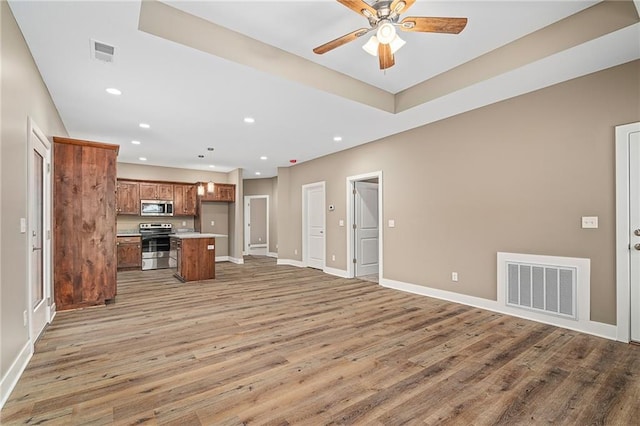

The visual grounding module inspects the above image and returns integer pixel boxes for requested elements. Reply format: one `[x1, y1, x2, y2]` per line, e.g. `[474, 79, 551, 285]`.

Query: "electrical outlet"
[294, 249, 298, 255]
[451, 272, 458, 282]
[211, 221, 215, 226]
[23, 310, 28, 326]
[581, 216, 598, 229]
[332, 254, 336, 261]
[182, 221, 186, 227]
[258, 237, 262, 242]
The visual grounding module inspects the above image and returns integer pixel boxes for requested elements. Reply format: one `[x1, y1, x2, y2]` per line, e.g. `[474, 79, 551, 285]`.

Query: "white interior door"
[244, 196, 268, 256]
[630, 129, 640, 342]
[29, 121, 51, 343]
[355, 181, 379, 277]
[304, 184, 325, 269]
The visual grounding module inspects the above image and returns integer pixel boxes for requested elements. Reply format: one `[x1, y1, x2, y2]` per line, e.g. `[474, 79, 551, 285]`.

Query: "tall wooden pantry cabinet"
[53, 137, 118, 310]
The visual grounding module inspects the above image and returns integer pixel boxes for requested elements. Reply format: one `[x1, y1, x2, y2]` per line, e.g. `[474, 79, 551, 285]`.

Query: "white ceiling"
[8, 1, 640, 178]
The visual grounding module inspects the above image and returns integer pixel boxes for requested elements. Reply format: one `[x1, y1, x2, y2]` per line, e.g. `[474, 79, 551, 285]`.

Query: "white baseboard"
[324, 266, 349, 278]
[0, 341, 32, 410]
[215, 256, 229, 262]
[229, 257, 244, 265]
[267, 252, 278, 258]
[277, 258, 304, 268]
[381, 278, 617, 341]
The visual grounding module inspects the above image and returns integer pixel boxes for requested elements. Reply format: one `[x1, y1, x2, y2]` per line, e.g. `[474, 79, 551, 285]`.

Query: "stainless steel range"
[139, 223, 173, 270]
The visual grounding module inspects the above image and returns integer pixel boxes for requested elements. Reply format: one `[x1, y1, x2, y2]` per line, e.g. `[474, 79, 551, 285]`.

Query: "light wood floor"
[2, 256, 639, 425]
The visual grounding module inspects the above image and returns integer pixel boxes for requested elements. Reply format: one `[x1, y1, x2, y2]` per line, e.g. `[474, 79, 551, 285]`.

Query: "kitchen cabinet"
[174, 184, 197, 216]
[140, 182, 174, 200]
[53, 137, 118, 310]
[199, 183, 235, 202]
[117, 236, 141, 270]
[172, 236, 215, 282]
[116, 179, 140, 215]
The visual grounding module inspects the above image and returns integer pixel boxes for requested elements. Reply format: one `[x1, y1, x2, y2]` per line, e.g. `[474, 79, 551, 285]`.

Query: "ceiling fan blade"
[313, 28, 370, 55]
[378, 43, 395, 70]
[390, 0, 416, 15]
[399, 16, 468, 34]
[337, 0, 377, 18]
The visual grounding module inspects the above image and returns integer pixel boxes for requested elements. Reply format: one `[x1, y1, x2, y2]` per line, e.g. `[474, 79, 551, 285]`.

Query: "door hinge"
[47, 230, 51, 240]
[47, 163, 51, 173]
[353, 224, 357, 229]
[47, 297, 51, 307]
[353, 189, 357, 195]
[353, 258, 357, 264]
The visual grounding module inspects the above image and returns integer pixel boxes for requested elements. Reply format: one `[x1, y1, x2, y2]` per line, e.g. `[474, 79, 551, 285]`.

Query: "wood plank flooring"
[2, 256, 639, 425]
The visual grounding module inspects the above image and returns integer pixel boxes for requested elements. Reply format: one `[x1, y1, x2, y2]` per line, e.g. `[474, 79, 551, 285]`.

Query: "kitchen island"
[170, 233, 227, 282]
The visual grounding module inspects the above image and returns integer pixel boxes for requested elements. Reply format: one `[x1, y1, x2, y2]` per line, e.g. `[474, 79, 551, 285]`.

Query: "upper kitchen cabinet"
[174, 184, 197, 216]
[116, 179, 140, 215]
[199, 183, 236, 202]
[140, 182, 174, 200]
[53, 137, 118, 310]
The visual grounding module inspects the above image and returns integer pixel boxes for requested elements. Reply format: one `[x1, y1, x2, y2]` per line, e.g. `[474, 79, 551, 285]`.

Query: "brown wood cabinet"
[116, 180, 140, 215]
[198, 183, 236, 202]
[173, 237, 215, 282]
[117, 236, 141, 270]
[173, 184, 197, 216]
[140, 182, 173, 200]
[53, 137, 118, 310]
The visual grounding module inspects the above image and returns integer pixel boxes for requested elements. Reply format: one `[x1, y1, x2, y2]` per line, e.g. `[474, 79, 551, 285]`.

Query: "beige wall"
[244, 177, 278, 253]
[277, 60, 640, 326]
[1, 2, 68, 384]
[228, 169, 243, 260]
[199, 203, 229, 257]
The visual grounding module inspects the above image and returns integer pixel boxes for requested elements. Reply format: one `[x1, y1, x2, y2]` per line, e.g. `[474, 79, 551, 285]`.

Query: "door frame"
[615, 121, 640, 342]
[346, 171, 383, 279]
[243, 195, 269, 256]
[26, 117, 53, 346]
[302, 181, 325, 268]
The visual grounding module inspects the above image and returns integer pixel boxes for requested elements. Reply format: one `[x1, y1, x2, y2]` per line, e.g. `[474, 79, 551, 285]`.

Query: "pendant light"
[207, 181, 215, 193]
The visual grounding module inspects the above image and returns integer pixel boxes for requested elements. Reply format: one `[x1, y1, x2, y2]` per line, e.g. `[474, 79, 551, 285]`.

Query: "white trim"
[302, 181, 326, 269]
[381, 277, 617, 340]
[228, 257, 244, 265]
[324, 266, 349, 278]
[277, 258, 304, 268]
[267, 252, 278, 258]
[616, 121, 640, 342]
[215, 256, 230, 262]
[346, 171, 383, 279]
[497, 252, 590, 323]
[0, 342, 32, 410]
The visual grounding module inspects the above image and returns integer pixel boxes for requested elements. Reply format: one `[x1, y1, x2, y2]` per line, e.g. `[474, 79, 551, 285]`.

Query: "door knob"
[635, 229, 640, 237]
[635, 243, 640, 251]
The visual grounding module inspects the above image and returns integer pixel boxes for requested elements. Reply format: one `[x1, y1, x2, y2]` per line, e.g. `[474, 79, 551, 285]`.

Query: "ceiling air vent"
[90, 39, 115, 63]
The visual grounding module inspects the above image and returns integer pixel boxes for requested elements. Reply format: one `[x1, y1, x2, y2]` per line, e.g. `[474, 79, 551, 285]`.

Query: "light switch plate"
[20, 218, 27, 233]
[388, 219, 395, 228]
[339, 220, 344, 227]
[582, 216, 598, 229]
[207, 245, 214, 250]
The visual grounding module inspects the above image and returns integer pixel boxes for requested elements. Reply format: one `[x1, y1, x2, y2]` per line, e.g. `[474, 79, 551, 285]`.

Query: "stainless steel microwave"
[140, 200, 174, 216]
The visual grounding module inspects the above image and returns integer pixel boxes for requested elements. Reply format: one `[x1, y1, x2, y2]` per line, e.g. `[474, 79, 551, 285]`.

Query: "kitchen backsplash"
[117, 216, 195, 233]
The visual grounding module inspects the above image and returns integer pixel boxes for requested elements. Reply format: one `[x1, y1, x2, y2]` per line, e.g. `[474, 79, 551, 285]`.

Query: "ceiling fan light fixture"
[362, 35, 379, 56]
[389, 34, 406, 54]
[376, 22, 396, 45]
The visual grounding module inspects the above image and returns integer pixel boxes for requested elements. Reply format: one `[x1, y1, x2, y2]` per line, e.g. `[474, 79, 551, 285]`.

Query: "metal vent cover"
[506, 262, 577, 319]
[91, 39, 115, 63]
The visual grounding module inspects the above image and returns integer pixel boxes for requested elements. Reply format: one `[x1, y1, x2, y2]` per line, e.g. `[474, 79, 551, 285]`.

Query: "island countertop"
[170, 233, 228, 239]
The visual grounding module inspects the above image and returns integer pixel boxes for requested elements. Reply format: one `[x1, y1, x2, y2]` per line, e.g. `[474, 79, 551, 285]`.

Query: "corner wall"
[1, 2, 68, 407]
[277, 60, 640, 327]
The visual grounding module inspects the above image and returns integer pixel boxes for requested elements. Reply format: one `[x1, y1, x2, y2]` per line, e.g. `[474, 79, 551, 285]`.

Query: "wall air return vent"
[91, 39, 115, 63]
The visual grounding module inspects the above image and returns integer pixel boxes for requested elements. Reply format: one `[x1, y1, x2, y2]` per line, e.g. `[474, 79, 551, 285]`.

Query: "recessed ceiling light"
[139, 157, 147, 161]
[131, 140, 141, 145]
[255, 172, 261, 176]
[209, 165, 215, 168]
[207, 147, 214, 151]
[260, 156, 268, 160]
[106, 88, 121, 95]
[244, 117, 255, 124]
[198, 154, 205, 158]
[333, 136, 343, 142]
[139, 123, 150, 129]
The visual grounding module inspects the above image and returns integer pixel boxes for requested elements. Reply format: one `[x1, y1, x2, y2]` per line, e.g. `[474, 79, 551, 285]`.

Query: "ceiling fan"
[313, 0, 468, 70]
